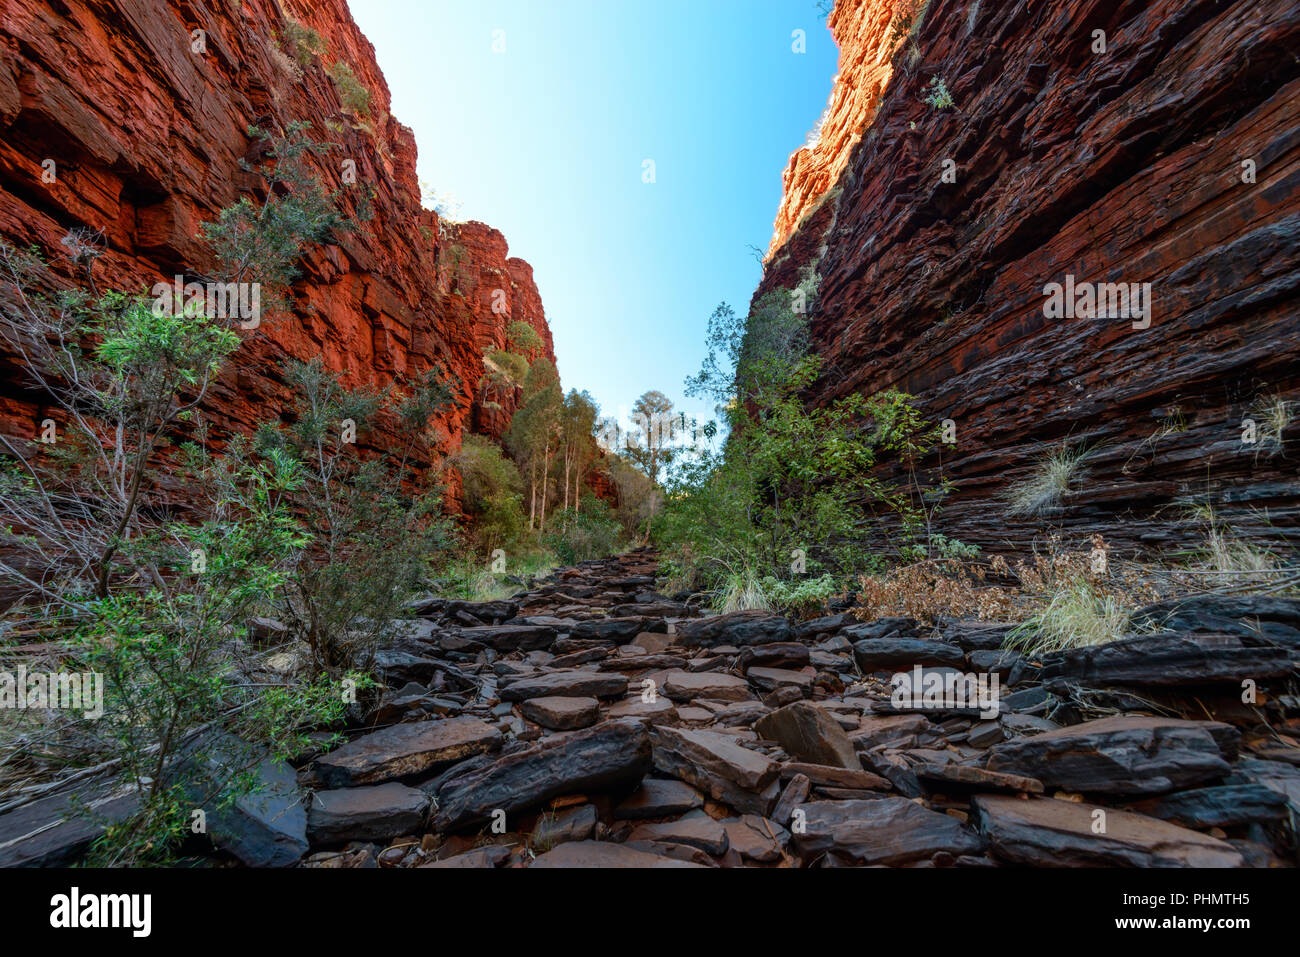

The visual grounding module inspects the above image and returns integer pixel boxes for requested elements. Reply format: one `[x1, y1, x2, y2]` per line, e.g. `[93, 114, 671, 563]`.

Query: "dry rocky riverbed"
[4, 549, 1299, 868]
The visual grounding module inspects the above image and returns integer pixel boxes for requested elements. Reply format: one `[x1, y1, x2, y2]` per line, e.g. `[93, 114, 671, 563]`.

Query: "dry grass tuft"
[1005, 443, 1092, 516]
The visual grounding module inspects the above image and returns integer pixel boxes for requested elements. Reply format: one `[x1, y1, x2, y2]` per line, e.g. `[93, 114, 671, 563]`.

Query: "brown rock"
[972, 796, 1244, 867]
[529, 840, 705, 868]
[518, 696, 601, 731]
[755, 701, 859, 769]
[310, 717, 502, 787]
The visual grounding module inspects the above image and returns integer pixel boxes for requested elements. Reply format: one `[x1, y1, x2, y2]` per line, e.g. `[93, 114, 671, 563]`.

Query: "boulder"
[519, 695, 602, 730]
[650, 726, 781, 815]
[755, 701, 859, 769]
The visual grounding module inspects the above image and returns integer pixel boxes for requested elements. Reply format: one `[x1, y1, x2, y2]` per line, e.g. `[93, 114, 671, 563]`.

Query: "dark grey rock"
[987, 716, 1237, 795]
[791, 798, 982, 865]
[310, 717, 502, 787]
[972, 795, 1244, 867]
[678, 611, 793, 648]
[433, 720, 651, 831]
[307, 783, 429, 845]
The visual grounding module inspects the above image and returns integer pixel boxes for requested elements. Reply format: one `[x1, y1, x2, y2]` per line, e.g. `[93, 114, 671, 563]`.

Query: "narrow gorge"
[0, 0, 1297, 905]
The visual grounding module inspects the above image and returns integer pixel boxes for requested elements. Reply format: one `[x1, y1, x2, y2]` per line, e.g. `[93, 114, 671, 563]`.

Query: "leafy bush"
[0, 116, 420, 865]
[327, 61, 371, 116]
[281, 17, 327, 69]
[451, 433, 527, 553]
[658, 272, 957, 603]
[201, 122, 349, 317]
[923, 76, 956, 110]
[760, 574, 838, 617]
[251, 358, 456, 674]
[543, 496, 623, 564]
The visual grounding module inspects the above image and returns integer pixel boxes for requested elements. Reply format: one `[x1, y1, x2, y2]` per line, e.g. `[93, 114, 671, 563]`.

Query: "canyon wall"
[760, 0, 1300, 557]
[0, 0, 554, 501]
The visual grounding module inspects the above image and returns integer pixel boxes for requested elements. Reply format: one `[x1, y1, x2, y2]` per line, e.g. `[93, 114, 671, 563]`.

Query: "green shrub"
[201, 122, 348, 316]
[543, 496, 623, 564]
[760, 574, 838, 617]
[281, 17, 327, 68]
[452, 433, 527, 553]
[327, 61, 371, 116]
[251, 358, 456, 674]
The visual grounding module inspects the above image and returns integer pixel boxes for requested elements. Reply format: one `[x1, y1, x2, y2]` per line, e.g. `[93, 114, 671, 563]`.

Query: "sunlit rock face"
[0, 0, 554, 499]
[759, 0, 1300, 554]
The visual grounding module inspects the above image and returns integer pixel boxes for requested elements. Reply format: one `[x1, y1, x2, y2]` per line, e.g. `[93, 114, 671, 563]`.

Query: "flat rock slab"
[605, 696, 678, 724]
[1130, 596, 1300, 645]
[678, 611, 793, 648]
[972, 795, 1244, 867]
[791, 798, 983, 865]
[662, 670, 753, 702]
[500, 671, 628, 701]
[532, 804, 598, 847]
[614, 779, 705, 819]
[627, 809, 729, 855]
[781, 762, 890, 791]
[756, 701, 859, 769]
[457, 624, 556, 652]
[519, 696, 601, 730]
[1039, 632, 1295, 687]
[722, 815, 787, 862]
[1132, 784, 1289, 828]
[852, 637, 966, 671]
[914, 763, 1044, 794]
[182, 733, 309, 868]
[571, 617, 664, 642]
[651, 726, 780, 816]
[307, 783, 429, 846]
[443, 599, 519, 622]
[851, 714, 933, 750]
[311, 717, 502, 787]
[747, 666, 814, 692]
[529, 840, 705, 868]
[738, 642, 811, 671]
[0, 781, 140, 868]
[599, 654, 687, 672]
[433, 720, 652, 831]
[986, 715, 1237, 795]
[420, 845, 512, 868]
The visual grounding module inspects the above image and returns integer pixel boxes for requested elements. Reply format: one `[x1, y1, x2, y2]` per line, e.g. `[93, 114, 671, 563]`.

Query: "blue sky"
[349, 0, 838, 431]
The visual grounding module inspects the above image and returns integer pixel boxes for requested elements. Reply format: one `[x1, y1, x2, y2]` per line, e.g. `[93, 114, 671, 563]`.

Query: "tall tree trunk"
[563, 452, 571, 512]
[540, 444, 552, 530]
[529, 460, 537, 530]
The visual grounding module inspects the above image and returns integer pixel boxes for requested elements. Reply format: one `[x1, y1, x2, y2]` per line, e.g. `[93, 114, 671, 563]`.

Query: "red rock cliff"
[0, 0, 554, 487]
[759, 0, 1300, 556]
